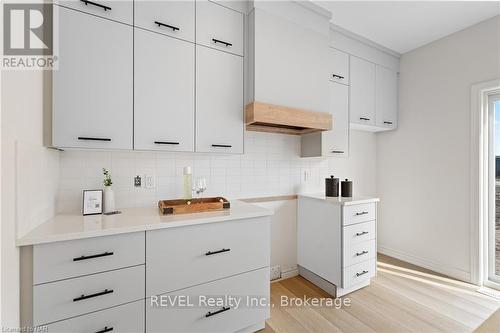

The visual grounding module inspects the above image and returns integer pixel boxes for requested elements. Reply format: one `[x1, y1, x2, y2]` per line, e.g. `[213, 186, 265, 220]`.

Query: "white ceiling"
[313, 1, 500, 54]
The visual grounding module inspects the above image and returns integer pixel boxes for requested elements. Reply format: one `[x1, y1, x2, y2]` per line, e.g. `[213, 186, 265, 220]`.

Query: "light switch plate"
[145, 175, 155, 189]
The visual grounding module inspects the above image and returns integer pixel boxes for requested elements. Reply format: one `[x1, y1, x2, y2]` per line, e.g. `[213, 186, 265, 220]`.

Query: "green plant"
[102, 168, 113, 187]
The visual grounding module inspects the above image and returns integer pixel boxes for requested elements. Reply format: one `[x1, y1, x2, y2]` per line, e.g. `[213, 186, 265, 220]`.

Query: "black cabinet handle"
[154, 21, 180, 31]
[331, 150, 345, 154]
[356, 270, 369, 277]
[154, 141, 180, 145]
[355, 231, 369, 236]
[332, 74, 345, 80]
[73, 289, 113, 302]
[206, 248, 230, 256]
[212, 144, 232, 148]
[356, 251, 369, 256]
[205, 306, 231, 318]
[383, 121, 393, 125]
[80, 0, 111, 11]
[212, 38, 232, 47]
[355, 211, 369, 216]
[95, 327, 113, 333]
[73, 251, 114, 262]
[359, 117, 370, 121]
[78, 137, 111, 142]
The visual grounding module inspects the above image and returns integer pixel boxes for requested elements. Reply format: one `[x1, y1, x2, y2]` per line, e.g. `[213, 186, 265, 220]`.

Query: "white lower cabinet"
[146, 268, 269, 333]
[196, 46, 244, 154]
[134, 29, 195, 152]
[52, 6, 133, 149]
[46, 300, 144, 333]
[298, 195, 378, 297]
[26, 217, 270, 333]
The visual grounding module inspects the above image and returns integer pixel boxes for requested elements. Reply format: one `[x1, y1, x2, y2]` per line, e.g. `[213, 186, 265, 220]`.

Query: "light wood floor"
[263, 254, 500, 333]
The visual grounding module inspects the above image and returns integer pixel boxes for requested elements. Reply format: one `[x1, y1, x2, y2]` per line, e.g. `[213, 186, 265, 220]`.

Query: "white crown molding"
[294, 0, 332, 20]
[330, 23, 401, 58]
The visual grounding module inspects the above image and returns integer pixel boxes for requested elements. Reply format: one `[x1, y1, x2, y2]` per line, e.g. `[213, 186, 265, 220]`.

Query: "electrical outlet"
[145, 175, 155, 189]
[134, 175, 142, 187]
[303, 170, 310, 182]
[270, 265, 281, 281]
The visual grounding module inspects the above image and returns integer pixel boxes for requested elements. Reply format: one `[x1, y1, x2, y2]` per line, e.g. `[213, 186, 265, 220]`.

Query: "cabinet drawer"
[34, 232, 145, 284]
[46, 299, 144, 333]
[343, 220, 376, 246]
[342, 259, 376, 289]
[134, 0, 195, 42]
[34, 265, 144, 325]
[56, 0, 133, 25]
[343, 203, 376, 226]
[196, 0, 244, 56]
[146, 217, 270, 296]
[343, 239, 376, 267]
[147, 268, 269, 333]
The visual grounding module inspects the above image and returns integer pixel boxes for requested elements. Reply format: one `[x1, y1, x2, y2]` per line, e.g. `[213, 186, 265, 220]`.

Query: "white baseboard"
[270, 267, 298, 283]
[378, 245, 471, 282]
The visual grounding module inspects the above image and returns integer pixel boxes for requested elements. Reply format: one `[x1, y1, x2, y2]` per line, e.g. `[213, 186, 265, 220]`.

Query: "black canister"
[341, 179, 353, 197]
[325, 175, 339, 197]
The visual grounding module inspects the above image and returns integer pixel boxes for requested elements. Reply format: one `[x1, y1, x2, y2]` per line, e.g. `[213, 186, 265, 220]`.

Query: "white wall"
[1, 70, 60, 327]
[377, 16, 500, 282]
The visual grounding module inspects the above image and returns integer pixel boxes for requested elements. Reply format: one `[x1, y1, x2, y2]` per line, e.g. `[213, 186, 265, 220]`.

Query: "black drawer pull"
[212, 38, 232, 47]
[73, 251, 114, 262]
[331, 150, 345, 154]
[78, 137, 111, 142]
[95, 327, 113, 333]
[80, 0, 111, 11]
[154, 21, 180, 31]
[73, 289, 114, 302]
[356, 251, 369, 256]
[206, 248, 230, 256]
[212, 144, 232, 148]
[355, 231, 369, 236]
[355, 211, 369, 216]
[356, 270, 369, 277]
[383, 121, 393, 125]
[332, 74, 345, 80]
[205, 306, 230, 318]
[359, 117, 370, 121]
[154, 141, 180, 145]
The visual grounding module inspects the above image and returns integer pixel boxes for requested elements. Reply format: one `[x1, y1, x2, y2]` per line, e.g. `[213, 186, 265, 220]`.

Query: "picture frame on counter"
[82, 190, 103, 216]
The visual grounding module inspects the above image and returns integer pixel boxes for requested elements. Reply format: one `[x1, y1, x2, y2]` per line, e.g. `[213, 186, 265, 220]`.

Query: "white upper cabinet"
[324, 82, 349, 156]
[196, 0, 244, 56]
[330, 48, 349, 85]
[376, 65, 398, 129]
[350, 56, 376, 126]
[301, 82, 349, 158]
[134, 29, 195, 152]
[196, 46, 244, 154]
[57, 0, 133, 25]
[134, 0, 195, 42]
[53, 7, 133, 149]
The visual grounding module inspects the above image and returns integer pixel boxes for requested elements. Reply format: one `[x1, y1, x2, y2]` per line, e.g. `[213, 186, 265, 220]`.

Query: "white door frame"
[470, 79, 500, 285]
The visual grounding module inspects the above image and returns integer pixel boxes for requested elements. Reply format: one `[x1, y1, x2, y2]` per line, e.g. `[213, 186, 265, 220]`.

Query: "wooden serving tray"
[158, 197, 230, 215]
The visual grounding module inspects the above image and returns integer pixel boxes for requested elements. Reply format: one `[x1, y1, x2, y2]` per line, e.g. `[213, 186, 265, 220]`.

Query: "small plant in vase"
[102, 168, 115, 213]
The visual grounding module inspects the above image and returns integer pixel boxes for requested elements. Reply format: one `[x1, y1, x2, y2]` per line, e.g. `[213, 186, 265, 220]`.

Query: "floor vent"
[478, 287, 500, 300]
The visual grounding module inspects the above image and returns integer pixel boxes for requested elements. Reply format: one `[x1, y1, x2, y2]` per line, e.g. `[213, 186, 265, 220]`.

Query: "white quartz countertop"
[299, 194, 380, 206]
[16, 200, 273, 246]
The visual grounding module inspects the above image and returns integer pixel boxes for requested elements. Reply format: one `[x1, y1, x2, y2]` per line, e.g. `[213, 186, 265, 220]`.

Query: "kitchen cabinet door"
[350, 56, 375, 126]
[330, 48, 349, 85]
[134, 29, 195, 152]
[324, 82, 349, 157]
[196, 46, 243, 154]
[196, 0, 244, 56]
[56, 0, 133, 25]
[134, 0, 195, 42]
[376, 65, 398, 129]
[53, 7, 133, 149]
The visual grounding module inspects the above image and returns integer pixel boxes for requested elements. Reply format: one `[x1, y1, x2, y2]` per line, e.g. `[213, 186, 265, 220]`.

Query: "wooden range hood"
[245, 102, 332, 135]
